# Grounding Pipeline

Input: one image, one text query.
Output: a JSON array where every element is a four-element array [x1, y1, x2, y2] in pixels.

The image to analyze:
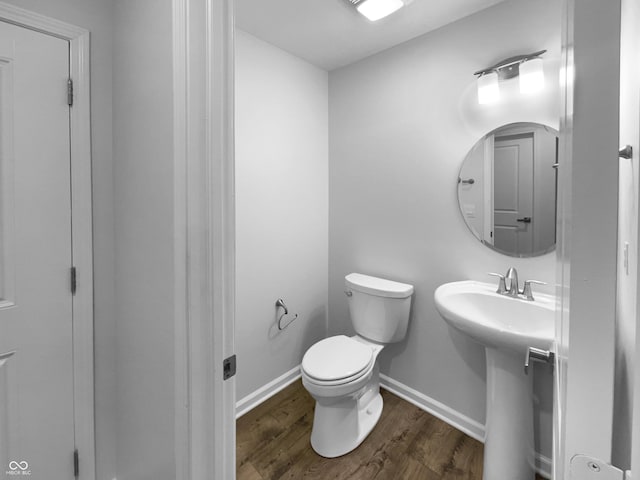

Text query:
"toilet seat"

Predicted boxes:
[[302, 335, 373, 385]]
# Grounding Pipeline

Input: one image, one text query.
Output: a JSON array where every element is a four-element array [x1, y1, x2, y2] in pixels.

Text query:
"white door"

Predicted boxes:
[[493, 133, 534, 254], [0, 21, 75, 479]]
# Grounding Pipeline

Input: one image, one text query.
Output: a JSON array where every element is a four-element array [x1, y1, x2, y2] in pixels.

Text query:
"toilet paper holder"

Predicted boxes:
[[276, 298, 298, 330]]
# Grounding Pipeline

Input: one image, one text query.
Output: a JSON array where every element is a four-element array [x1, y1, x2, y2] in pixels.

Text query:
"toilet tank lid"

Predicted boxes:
[[345, 273, 414, 299]]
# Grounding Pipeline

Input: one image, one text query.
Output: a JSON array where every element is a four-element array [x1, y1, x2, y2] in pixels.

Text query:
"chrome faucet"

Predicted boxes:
[[505, 267, 520, 297], [489, 268, 547, 301]]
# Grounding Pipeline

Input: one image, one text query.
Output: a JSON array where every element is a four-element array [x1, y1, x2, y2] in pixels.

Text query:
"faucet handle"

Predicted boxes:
[[521, 280, 547, 301], [487, 273, 507, 294]]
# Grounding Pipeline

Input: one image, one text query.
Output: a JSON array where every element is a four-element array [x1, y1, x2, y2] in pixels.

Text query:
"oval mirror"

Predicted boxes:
[[457, 122, 558, 257]]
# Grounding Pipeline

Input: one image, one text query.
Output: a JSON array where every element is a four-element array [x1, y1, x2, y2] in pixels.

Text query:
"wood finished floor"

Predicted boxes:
[[237, 380, 545, 480]]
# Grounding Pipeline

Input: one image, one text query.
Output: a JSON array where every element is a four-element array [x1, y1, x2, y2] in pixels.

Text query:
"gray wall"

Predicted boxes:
[[113, 1, 175, 478], [235, 30, 329, 400], [328, 0, 559, 460]]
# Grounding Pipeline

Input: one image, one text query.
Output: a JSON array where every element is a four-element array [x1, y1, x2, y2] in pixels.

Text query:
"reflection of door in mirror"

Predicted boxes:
[[493, 132, 534, 254], [457, 122, 558, 257], [493, 124, 557, 255]]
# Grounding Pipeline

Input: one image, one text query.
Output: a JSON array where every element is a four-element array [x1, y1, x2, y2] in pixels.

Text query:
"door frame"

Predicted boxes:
[[0, 3, 94, 479], [173, 0, 236, 478], [183, 0, 625, 478], [555, 0, 620, 477]]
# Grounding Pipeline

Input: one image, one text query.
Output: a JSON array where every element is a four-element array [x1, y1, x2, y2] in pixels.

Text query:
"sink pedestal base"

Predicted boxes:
[[484, 348, 535, 480]]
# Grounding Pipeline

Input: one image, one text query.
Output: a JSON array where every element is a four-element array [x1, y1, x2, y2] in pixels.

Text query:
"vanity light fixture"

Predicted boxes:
[[348, 0, 408, 22], [474, 50, 546, 104]]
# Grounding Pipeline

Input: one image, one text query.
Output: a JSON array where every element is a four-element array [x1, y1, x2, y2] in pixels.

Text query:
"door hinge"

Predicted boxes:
[[67, 78, 74, 106], [70, 267, 77, 295], [73, 448, 79, 478], [223, 355, 236, 380]]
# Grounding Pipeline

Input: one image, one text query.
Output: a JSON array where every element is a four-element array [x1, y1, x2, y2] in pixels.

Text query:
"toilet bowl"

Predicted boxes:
[[301, 273, 413, 458], [301, 335, 384, 458]]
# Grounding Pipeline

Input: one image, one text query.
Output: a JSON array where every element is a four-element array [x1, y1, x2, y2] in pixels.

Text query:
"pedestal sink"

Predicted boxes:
[[434, 280, 554, 480]]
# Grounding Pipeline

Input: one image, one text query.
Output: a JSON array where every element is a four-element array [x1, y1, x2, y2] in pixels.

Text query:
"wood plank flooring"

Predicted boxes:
[[237, 380, 545, 480]]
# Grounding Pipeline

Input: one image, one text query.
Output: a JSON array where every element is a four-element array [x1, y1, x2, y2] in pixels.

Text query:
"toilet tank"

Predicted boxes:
[[345, 273, 414, 343]]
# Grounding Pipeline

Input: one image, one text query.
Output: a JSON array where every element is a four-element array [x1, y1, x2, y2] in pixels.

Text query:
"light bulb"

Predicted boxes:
[[477, 71, 499, 105], [520, 58, 545, 93]]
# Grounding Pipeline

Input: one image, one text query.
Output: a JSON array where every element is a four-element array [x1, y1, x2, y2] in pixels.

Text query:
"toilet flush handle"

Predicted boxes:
[[344, 290, 353, 297]]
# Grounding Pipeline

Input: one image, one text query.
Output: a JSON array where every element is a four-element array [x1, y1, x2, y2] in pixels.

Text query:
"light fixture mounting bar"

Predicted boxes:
[[473, 50, 547, 77]]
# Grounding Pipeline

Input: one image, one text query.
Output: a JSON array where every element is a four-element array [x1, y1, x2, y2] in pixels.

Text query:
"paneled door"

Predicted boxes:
[[493, 133, 534, 254], [0, 21, 75, 479]]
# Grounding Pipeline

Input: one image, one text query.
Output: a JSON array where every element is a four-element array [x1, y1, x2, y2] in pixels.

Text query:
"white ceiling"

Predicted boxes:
[[235, 0, 508, 71]]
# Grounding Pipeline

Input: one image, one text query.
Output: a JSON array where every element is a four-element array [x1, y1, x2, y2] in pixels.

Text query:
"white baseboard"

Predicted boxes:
[[536, 453, 552, 479], [379, 374, 485, 442], [379, 374, 552, 479], [235, 365, 301, 418]]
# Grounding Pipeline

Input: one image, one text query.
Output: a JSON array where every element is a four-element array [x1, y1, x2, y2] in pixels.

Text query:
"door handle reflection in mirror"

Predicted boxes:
[[516, 217, 532, 223]]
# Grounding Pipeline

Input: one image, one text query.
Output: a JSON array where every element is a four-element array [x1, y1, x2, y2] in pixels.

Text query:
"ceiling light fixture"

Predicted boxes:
[[474, 50, 546, 104], [348, 0, 407, 22]]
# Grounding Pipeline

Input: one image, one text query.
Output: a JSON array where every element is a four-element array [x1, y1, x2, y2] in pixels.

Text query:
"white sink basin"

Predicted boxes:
[[434, 280, 554, 353], [434, 279, 556, 480]]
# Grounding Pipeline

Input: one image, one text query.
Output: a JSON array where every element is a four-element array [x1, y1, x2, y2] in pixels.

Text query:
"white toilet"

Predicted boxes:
[[301, 272, 413, 458]]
